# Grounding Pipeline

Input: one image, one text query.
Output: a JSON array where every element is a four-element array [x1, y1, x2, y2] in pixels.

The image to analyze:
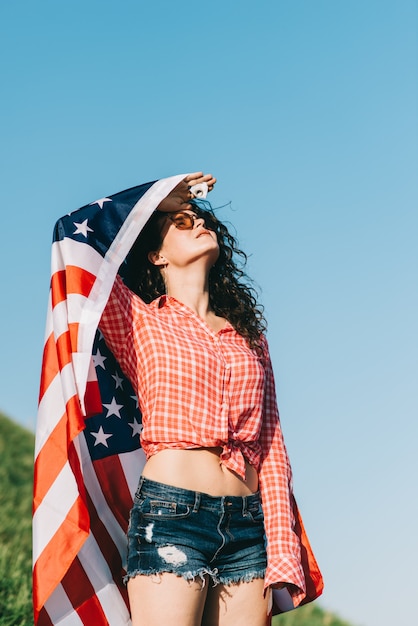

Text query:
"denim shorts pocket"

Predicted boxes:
[[140, 497, 192, 520], [246, 502, 264, 524]]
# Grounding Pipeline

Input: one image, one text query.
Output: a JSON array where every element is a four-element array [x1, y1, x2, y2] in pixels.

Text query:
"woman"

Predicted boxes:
[[98, 172, 321, 625]]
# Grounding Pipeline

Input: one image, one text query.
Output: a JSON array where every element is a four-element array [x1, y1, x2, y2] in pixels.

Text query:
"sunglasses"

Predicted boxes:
[[165, 211, 204, 230]]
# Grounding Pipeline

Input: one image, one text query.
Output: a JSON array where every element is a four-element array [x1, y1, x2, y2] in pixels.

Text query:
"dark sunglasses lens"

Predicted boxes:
[[171, 213, 194, 229]]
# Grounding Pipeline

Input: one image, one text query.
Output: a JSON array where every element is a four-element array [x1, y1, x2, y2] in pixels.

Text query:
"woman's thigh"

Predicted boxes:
[[202, 578, 269, 626], [128, 573, 208, 626]]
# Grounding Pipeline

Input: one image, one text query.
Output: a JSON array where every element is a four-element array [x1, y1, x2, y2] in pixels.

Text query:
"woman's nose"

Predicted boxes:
[[193, 215, 206, 228]]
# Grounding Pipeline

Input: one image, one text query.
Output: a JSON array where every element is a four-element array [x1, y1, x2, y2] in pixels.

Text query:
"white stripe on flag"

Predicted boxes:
[[35, 363, 79, 458], [78, 437, 127, 557], [119, 449, 146, 500], [95, 585, 132, 626], [44, 584, 84, 626], [32, 461, 80, 562], [51, 238, 104, 276], [44, 292, 54, 342], [77, 534, 131, 625]]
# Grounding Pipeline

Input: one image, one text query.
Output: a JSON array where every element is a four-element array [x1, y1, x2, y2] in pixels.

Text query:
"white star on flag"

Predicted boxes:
[[93, 349, 107, 370], [130, 395, 139, 409], [103, 397, 123, 418], [129, 418, 143, 437], [73, 219, 94, 237], [91, 426, 113, 447], [90, 197, 112, 209], [112, 372, 124, 389]]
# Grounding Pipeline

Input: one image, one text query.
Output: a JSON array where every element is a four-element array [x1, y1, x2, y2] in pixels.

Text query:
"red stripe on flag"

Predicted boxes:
[[34, 396, 87, 512], [51, 267, 96, 307], [55, 323, 77, 369], [33, 414, 68, 512], [92, 456, 133, 531], [294, 501, 325, 604], [39, 332, 59, 403], [33, 498, 89, 621], [68, 439, 88, 509], [67, 395, 87, 444], [34, 434, 92, 620], [39, 323, 80, 403], [61, 557, 109, 626], [37, 607, 54, 626], [84, 379, 103, 417], [85, 489, 129, 610]]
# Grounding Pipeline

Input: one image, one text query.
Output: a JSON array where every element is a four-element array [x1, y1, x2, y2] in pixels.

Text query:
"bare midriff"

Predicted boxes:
[[142, 447, 259, 496]]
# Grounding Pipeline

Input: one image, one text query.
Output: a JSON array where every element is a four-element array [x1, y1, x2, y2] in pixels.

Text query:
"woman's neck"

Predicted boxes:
[[164, 265, 212, 319], [164, 265, 227, 332]]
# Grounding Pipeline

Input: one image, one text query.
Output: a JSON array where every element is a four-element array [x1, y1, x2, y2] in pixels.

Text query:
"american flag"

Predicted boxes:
[[33, 174, 186, 625]]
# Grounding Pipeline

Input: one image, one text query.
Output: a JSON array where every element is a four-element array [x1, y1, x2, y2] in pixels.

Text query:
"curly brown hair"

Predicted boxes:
[[120, 202, 266, 350]]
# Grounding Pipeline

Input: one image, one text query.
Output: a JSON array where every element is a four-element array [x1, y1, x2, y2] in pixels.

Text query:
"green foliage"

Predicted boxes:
[[0, 412, 355, 626], [0, 413, 34, 625], [273, 603, 354, 626]]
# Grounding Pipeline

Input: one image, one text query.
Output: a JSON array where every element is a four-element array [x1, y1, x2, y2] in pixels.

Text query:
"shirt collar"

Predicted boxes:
[[152, 294, 234, 334]]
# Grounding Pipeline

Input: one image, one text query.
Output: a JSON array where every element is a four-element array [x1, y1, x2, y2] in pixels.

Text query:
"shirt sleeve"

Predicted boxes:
[[99, 274, 148, 384], [258, 337, 306, 602]]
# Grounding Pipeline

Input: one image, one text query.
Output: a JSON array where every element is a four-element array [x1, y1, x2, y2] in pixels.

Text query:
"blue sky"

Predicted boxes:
[[1, 2, 417, 625]]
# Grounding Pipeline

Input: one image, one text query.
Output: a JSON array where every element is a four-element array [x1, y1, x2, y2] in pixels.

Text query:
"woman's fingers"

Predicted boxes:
[[184, 172, 217, 191], [157, 172, 216, 212]]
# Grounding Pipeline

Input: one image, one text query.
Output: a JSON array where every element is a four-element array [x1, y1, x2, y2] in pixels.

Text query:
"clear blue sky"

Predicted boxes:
[[1, 2, 417, 625]]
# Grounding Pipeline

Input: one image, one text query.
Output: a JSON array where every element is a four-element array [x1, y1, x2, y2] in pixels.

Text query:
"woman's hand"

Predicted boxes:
[[157, 172, 216, 213]]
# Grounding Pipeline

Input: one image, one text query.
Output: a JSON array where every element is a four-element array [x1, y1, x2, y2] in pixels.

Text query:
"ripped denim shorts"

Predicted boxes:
[[125, 477, 267, 586]]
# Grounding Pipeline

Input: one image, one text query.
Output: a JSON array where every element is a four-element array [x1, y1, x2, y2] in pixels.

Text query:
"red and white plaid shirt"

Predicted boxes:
[[100, 275, 306, 595]]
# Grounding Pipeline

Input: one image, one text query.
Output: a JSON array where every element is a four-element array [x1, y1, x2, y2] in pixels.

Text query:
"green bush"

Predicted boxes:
[[0, 414, 34, 626], [273, 602, 353, 626]]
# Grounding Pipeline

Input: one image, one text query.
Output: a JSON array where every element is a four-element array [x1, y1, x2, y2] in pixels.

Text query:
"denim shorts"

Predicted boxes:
[[125, 477, 267, 586]]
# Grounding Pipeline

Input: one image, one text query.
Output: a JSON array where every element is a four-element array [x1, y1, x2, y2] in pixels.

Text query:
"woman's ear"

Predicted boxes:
[[148, 251, 167, 266]]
